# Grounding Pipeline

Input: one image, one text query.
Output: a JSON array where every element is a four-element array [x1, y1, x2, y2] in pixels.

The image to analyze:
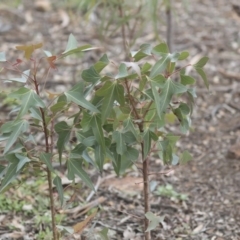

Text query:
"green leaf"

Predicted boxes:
[[61, 34, 96, 58], [180, 150, 192, 163], [94, 145, 105, 171], [123, 131, 137, 144], [150, 80, 161, 119], [40, 153, 54, 172], [194, 56, 209, 68], [29, 107, 42, 121], [115, 83, 125, 106], [178, 51, 189, 60], [15, 154, 30, 172], [64, 34, 78, 53], [9, 87, 45, 118], [123, 118, 139, 141], [120, 146, 139, 172], [55, 121, 71, 163], [145, 212, 162, 232], [180, 74, 196, 85], [152, 43, 169, 55], [178, 103, 190, 115], [94, 54, 109, 72], [150, 55, 171, 78], [112, 131, 127, 155], [0, 155, 19, 192], [123, 62, 141, 79], [158, 79, 187, 117], [97, 227, 109, 240], [100, 83, 115, 123], [143, 129, 151, 159], [195, 67, 209, 89], [90, 115, 105, 150], [82, 66, 101, 83], [0, 52, 6, 62], [131, 44, 152, 61], [4, 120, 29, 154], [6, 70, 30, 83], [159, 140, 173, 164], [67, 158, 94, 190], [50, 101, 67, 114], [81, 111, 93, 132], [53, 176, 64, 206], [65, 83, 99, 113], [115, 63, 128, 79], [141, 63, 152, 73], [96, 81, 113, 96]]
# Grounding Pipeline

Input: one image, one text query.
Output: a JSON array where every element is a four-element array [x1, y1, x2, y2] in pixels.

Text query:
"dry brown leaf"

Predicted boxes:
[[73, 211, 97, 234]]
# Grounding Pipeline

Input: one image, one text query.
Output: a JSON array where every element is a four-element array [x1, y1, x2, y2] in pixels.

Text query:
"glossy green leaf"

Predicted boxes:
[[120, 146, 139, 172], [115, 63, 128, 79], [94, 145, 105, 171], [82, 66, 101, 83], [150, 80, 161, 119], [178, 51, 189, 60], [158, 79, 187, 117], [53, 176, 64, 206], [123, 62, 141, 79], [50, 101, 67, 114], [143, 129, 151, 159], [194, 56, 209, 68], [97, 227, 109, 240], [67, 158, 94, 190], [145, 212, 162, 232], [4, 120, 29, 154], [100, 83, 115, 123], [195, 67, 209, 89], [180, 74, 196, 85], [0, 52, 6, 62], [123, 131, 137, 144], [141, 62, 152, 73], [40, 153, 54, 172], [94, 54, 109, 72], [152, 43, 169, 55], [96, 81, 113, 96], [150, 55, 171, 78], [5, 70, 30, 83], [9, 87, 45, 118], [15, 154, 30, 172], [112, 131, 127, 155], [0, 155, 19, 192], [81, 112, 93, 132], [123, 118, 139, 141], [63, 34, 78, 53], [131, 44, 152, 61], [29, 107, 42, 121], [90, 115, 105, 150], [61, 34, 95, 58], [159, 140, 173, 164], [179, 103, 190, 115], [180, 150, 192, 163], [115, 83, 125, 106], [171, 154, 179, 165], [65, 83, 99, 113], [55, 121, 71, 163]]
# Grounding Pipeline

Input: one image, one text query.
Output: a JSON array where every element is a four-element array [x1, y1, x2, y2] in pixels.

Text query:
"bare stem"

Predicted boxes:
[[141, 142, 151, 240], [34, 75, 58, 240]]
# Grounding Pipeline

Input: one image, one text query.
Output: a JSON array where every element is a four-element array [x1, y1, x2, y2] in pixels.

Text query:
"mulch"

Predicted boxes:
[[1, 0, 240, 239]]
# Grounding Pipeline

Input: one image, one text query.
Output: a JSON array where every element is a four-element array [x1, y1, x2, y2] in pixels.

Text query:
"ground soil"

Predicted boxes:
[[1, 0, 240, 239]]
